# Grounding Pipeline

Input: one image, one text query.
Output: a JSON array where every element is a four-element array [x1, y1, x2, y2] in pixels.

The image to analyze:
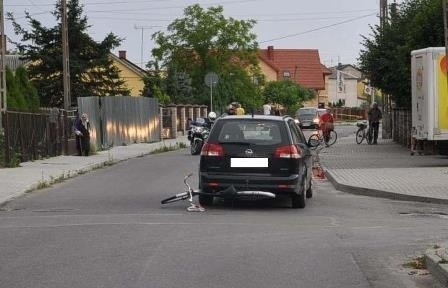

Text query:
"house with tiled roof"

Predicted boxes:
[[3, 52, 145, 97], [112, 51, 146, 96], [258, 46, 331, 108]]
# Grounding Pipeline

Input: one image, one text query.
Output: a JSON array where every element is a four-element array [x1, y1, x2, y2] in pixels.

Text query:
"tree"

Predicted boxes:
[[262, 80, 315, 115], [15, 66, 40, 111], [150, 4, 263, 110], [359, 0, 444, 108], [8, 0, 130, 108], [5, 66, 39, 111], [141, 60, 165, 98]]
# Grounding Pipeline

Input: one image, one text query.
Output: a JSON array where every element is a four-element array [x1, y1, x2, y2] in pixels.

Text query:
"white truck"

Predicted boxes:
[[411, 47, 448, 148]]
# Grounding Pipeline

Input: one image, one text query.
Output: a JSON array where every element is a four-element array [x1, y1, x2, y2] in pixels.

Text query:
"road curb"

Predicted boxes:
[[324, 168, 448, 205], [425, 244, 448, 287]]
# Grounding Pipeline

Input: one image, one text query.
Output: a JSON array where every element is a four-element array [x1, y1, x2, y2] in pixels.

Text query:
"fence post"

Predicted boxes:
[[4, 111, 10, 165], [62, 109, 69, 155], [159, 107, 164, 139]]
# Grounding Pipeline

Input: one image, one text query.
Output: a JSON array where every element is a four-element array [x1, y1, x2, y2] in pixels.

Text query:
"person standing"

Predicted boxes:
[[263, 102, 271, 115], [368, 102, 382, 144], [74, 113, 91, 156], [235, 103, 245, 115]]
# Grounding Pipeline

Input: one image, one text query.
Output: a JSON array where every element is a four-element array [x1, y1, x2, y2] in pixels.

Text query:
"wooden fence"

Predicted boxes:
[[329, 107, 367, 122], [1, 109, 77, 165]]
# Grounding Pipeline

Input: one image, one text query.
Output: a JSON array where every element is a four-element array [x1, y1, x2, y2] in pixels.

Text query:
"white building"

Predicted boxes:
[[327, 64, 370, 108]]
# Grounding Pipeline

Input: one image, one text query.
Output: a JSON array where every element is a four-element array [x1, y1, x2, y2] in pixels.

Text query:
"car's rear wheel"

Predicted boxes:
[[291, 187, 306, 209], [199, 193, 214, 206]]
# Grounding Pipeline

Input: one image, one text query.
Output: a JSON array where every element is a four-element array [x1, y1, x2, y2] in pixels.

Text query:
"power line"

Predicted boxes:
[[6, 0, 257, 7], [259, 13, 377, 43]]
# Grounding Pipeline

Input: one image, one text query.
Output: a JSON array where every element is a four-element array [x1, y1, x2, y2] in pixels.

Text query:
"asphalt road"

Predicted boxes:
[[0, 145, 447, 288]]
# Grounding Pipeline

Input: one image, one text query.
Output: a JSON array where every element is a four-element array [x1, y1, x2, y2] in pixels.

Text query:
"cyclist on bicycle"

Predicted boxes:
[[319, 109, 334, 145]]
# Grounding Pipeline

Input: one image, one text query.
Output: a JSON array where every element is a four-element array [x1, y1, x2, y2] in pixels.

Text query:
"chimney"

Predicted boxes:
[[118, 50, 126, 60], [267, 45, 274, 60]]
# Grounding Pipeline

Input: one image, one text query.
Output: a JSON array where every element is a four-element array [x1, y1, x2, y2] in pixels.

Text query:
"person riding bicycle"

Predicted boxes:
[[319, 109, 334, 144]]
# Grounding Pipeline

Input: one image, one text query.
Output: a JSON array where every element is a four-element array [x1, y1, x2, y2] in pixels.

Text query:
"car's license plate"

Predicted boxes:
[[302, 122, 310, 127], [231, 158, 268, 168]]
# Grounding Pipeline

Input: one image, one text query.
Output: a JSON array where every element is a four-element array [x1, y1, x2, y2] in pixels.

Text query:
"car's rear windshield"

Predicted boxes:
[[297, 108, 316, 116], [215, 120, 285, 145]]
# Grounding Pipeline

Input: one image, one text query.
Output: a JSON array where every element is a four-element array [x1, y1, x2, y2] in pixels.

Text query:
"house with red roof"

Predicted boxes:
[[258, 46, 331, 107]]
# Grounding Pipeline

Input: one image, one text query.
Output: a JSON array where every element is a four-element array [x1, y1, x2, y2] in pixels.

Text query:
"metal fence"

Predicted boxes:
[[392, 108, 412, 147], [77, 96, 161, 149]]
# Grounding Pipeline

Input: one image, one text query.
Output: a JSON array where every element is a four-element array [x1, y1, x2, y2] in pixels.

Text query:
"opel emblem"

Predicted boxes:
[[245, 149, 253, 155]]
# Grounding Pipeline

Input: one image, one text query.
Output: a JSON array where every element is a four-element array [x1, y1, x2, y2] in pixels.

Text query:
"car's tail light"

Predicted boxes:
[[274, 145, 302, 159], [201, 143, 224, 157]]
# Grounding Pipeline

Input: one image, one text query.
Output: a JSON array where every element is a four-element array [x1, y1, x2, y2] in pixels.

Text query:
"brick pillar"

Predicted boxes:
[[180, 106, 186, 135], [195, 106, 201, 120], [170, 106, 177, 138], [187, 106, 194, 122], [201, 106, 208, 118]]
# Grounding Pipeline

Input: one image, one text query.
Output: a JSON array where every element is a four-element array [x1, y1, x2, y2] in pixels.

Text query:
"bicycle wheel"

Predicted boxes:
[[161, 192, 189, 204], [325, 130, 337, 146], [355, 129, 364, 144], [308, 133, 321, 149]]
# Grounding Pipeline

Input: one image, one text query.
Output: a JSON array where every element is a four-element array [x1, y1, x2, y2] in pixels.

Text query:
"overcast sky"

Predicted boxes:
[[5, 0, 385, 68]]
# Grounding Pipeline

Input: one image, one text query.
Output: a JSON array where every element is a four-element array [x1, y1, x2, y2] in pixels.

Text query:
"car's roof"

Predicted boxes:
[[218, 115, 291, 121]]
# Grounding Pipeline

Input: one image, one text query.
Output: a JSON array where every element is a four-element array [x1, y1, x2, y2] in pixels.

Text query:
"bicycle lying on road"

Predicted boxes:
[[161, 174, 276, 212], [355, 121, 372, 144]]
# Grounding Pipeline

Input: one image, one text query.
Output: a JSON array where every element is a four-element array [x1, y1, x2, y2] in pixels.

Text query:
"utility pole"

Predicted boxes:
[[444, 0, 448, 96], [0, 0, 6, 131], [61, 0, 70, 155], [379, 0, 393, 139], [62, 0, 71, 110], [134, 25, 159, 69]]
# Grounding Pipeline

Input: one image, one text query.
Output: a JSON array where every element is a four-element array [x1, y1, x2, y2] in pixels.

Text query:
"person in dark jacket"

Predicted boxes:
[[368, 102, 382, 144], [74, 113, 91, 156]]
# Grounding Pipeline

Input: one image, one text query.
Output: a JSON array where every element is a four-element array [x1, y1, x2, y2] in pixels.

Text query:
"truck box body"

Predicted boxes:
[[411, 47, 448, 141]]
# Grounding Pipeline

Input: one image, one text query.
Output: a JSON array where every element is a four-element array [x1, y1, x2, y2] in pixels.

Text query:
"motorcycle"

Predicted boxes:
[[187, 118, 211, 155]]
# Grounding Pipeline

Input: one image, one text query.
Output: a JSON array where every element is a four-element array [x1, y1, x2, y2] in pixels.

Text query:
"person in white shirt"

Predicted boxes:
[[263, 103, 271, 115]]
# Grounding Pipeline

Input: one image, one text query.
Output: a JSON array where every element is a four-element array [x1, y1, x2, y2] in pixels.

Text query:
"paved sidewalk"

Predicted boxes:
[[318, 129, 448, 286], [0, 136, 190, 206]]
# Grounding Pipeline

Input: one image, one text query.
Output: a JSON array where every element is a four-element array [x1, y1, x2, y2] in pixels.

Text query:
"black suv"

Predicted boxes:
[[199, 115, 317, 208]]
